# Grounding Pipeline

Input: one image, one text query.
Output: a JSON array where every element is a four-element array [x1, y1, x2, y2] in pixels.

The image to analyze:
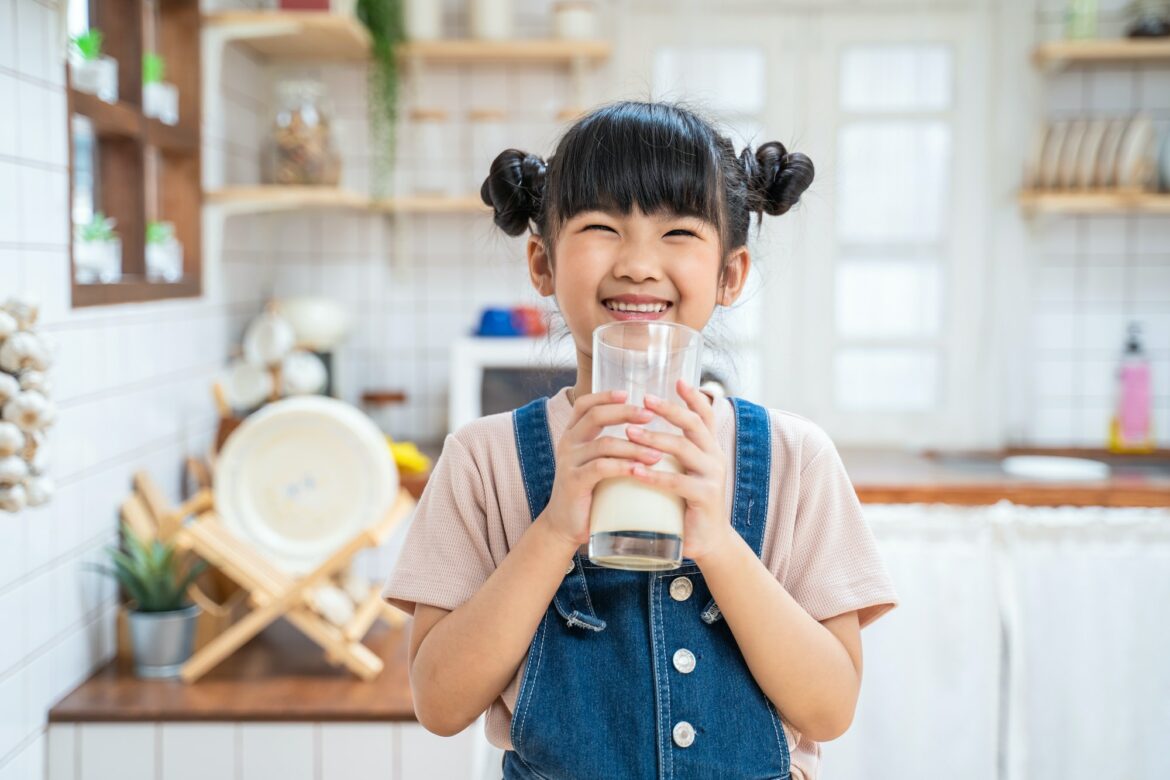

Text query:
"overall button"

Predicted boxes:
[[669, 576, 693, 601], [672, 648, 696, 674], [672, 721, 696, 748]]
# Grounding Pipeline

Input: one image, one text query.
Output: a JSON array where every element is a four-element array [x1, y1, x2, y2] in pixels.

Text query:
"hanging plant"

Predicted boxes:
[[355, 0, 406, 197]]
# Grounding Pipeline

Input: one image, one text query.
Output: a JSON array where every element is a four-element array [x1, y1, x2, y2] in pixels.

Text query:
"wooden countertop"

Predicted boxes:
[[50, 621, 416, 723], [843, 448, 1170, 507]]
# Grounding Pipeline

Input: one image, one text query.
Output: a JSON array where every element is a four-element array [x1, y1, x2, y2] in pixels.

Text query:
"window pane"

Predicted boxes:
[[834, 348, 939, 411], [836, 259, 941, 339], [836, 120, 951, 243], [840, 45, 952, 112], [653, 47, 765, 114]]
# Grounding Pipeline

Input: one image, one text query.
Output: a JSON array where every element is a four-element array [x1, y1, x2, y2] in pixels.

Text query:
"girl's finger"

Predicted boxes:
[[625, 425, 712, 476], [566, 390, 628, 428], [572, 435, 663, 468], [629, 463, 714, 505], [642, 393, 717, 452], [568, 403, 655, 444], [676, 379, 716, 432]]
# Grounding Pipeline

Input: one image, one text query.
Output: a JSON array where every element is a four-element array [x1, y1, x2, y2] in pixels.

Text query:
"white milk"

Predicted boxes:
[[589, 454, 685, 537]]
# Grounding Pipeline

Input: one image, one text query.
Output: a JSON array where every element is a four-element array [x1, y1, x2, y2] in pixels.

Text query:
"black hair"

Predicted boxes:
[[479, 100, 814, 272]]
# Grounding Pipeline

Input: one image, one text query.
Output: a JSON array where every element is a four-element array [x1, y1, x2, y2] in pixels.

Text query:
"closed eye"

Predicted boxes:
[[666, 229, 697, 237], [585, 224, 617, 233]]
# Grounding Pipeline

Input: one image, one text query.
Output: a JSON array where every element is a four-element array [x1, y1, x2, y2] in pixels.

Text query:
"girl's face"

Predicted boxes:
[[526, 205, 750, 361]]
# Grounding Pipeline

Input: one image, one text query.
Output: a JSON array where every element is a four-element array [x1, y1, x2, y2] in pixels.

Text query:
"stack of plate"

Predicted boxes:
[[1025, 115, 1156, 191]]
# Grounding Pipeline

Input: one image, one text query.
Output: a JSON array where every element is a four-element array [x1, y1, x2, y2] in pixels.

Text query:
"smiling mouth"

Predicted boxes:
[[602, 300, 672, 313]]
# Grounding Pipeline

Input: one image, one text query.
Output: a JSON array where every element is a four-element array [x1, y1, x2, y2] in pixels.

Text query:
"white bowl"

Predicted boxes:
[[1000, 455, 1110, 482]]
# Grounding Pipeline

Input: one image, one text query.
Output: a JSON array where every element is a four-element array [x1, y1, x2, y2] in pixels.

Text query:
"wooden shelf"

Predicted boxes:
[[203, 11, 370, 60], [1019, 190, 1170, 215], [206, 186, 489, 216], [1033, 38, 1170, 67], [400, 38, 612, 64], [203, 11, 612, 64], [72, 277, 202, 307], [70, 89, 143, 139]]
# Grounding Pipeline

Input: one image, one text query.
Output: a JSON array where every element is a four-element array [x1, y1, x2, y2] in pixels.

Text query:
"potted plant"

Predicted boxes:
[[356, 0, 405, 196], [69, 29, 118, 104], [146, 220, 183, 282], [142, 53, 179, 126], [74, 212, 121, 284], [1126, 0, 1170, 36], [95, 523, 206, 678]]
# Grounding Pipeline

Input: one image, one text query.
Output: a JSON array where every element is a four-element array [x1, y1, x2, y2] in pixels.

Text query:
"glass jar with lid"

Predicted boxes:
[[263, 79, 342, 186]]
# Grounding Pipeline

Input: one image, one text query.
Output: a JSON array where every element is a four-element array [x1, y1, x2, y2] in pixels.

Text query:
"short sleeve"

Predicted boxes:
[[381, 433, 494, 616], [784, 430, 898, 628]]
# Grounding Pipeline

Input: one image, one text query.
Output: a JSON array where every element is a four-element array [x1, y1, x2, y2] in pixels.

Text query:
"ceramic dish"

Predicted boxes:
[[1058, 120, 1087, 190], [1025, 123, 1048, 190], [214, 396, 398, 574], [1096, 118, 1128, 188], [1076, 119, 1108, 189], [1116, 115, 1155, 189], [1001, 455, 1110, 482]]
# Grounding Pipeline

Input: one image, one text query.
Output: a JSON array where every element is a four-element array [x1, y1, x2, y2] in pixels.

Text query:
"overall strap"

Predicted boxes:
[[513, 398, 606, 632], [701, 396, 772, 625]]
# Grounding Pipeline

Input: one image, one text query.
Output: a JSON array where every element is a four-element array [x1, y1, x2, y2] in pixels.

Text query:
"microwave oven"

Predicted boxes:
[[448, 336, 578, 433]]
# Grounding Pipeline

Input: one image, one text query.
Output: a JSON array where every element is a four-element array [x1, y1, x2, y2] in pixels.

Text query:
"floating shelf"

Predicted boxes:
[[1033, 38, 1170, 68], [203, 11, 371, 60], [70, 90, 144, 140], [205, 186, 489, 216], [399, 38, 611, 64], [204, 11, 611, 64], [1018, 190, 1170, 215]]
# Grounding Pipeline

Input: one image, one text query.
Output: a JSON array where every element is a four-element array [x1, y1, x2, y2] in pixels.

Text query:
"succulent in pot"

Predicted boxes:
[[92, 524, 208, 678]]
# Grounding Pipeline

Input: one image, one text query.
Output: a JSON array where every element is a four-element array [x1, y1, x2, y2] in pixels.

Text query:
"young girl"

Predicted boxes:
[[384, 101, 898, 780]]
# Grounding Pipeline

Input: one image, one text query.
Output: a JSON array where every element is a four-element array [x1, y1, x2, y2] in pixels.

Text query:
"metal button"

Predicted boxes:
[[672, 648, 696, 674], [669, 576, 693, 602], [672, 721, 695, 748]]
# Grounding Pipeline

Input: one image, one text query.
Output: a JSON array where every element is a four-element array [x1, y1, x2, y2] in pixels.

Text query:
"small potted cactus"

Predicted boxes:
[[142, 53, 179, 126], [94, 523, 206, 678], [69, 29, 118, 104], [74, 212, 122, 284], [146, 221, 184, 282]]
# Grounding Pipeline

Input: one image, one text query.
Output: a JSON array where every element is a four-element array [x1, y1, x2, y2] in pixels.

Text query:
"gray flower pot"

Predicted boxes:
[[127, 604, 200, 679]]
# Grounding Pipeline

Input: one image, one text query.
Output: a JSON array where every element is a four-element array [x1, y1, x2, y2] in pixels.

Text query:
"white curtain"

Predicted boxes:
[[825, 502, 1170, 780]]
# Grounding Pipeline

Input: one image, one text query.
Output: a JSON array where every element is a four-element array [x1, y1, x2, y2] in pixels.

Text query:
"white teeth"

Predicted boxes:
[[605, 301, 669, 313]]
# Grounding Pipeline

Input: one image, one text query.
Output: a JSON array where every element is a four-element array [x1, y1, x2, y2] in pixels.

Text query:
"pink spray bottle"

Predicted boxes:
[[1108, 322, 1155, 454]]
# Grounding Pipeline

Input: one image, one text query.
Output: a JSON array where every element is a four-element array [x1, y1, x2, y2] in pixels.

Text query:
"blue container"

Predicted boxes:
[[476, 307, 521, 336]]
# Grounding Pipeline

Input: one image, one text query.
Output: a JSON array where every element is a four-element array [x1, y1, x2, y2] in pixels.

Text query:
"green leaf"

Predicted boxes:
[[142, 52, 165, 85], [355, 0, 405, 197], [71, 30, 104, 61]]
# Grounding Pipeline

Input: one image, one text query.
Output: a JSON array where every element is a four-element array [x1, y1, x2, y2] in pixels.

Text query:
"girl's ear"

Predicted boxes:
[[527, 234, 555, 297], [717, 246, 751, 306]]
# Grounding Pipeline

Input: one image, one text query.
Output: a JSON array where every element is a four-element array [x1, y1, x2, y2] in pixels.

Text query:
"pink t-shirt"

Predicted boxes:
[[383, 386, 897, 779]]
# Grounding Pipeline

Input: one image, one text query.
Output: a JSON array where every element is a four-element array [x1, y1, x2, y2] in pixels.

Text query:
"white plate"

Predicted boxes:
[[1076, 119, 1108, 190], [1001, 455, 1110, 482], [1116, 115, 1155, 189], [214, 396, 398, 574], [1059, 120, 1087, 190], [1096, 118, 1128, 188]]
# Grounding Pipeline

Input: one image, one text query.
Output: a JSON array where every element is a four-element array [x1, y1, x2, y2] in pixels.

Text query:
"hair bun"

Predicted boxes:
[[740, 141, 814, 217], [479, 149, 548, 236]]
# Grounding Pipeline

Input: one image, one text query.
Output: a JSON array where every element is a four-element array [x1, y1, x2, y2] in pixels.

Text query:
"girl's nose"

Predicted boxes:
[[611, 246, 663, 282]]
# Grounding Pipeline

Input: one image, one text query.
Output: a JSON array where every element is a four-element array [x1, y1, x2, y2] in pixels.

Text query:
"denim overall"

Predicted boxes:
[[503, 396, 790, 780]]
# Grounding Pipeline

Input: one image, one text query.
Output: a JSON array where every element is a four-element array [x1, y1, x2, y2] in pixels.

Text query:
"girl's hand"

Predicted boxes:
[[540, 390, 663, 550], [627, 379, 738, 565]]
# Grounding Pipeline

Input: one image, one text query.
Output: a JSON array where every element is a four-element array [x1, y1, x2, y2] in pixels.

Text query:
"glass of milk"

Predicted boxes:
[[588, 321, 702, 571]]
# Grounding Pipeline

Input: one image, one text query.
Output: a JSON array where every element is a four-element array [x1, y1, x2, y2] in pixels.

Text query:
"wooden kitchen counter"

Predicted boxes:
[[843, 448, 1170, 507], [49, 621, 416, 723]]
